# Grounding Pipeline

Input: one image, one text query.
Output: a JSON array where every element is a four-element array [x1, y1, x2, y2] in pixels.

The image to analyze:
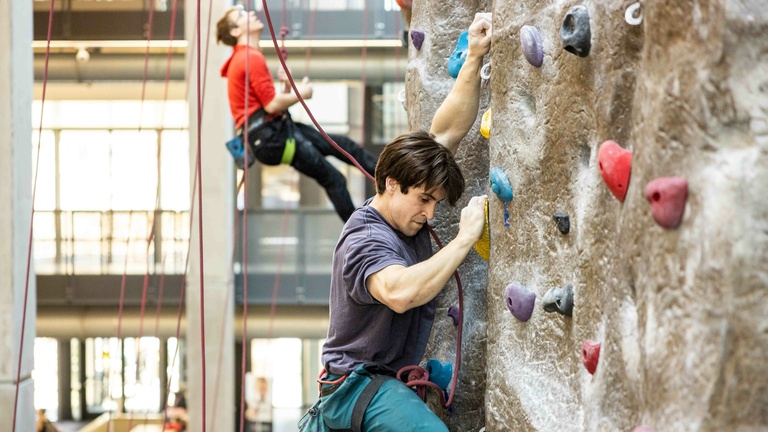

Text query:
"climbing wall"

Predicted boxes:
[[407, 1, 768, 431], [406, 1, 491, 431]]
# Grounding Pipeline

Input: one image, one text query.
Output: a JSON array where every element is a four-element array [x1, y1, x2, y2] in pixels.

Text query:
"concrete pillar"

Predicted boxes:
[[185, 1, 235, 431], [301, 339, 322, 408], [0, 0, 35, 430], [58, 339, 72, 420]]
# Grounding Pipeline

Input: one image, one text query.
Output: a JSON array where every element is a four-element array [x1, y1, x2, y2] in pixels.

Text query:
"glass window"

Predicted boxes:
[[124, 337, 162, 413], [84, 337, 123, 414], [33, 338, 59, 420], [32, 130, 56, 210], [110, 131, 158, 210], [160, 130, 190, 211], [166, 337, 186, 398], [59, 131, 112, 211]]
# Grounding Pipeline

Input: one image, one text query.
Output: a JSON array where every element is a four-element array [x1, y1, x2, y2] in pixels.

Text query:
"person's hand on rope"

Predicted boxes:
[[276, 66, 292, 93], [296, 76, 314, 100], [467, 13, 492, 61]]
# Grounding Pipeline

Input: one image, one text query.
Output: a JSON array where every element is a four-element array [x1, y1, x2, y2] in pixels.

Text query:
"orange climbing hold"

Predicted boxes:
[[395, 0, 412, 9]]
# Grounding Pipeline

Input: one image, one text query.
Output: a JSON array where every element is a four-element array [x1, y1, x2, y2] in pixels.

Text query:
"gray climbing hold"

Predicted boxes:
[[542, 284, 574, 316], [560, 5, 591, 57], [553, 211, 570, 234]]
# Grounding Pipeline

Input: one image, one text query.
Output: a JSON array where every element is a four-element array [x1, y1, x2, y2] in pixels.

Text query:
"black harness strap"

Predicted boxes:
[[350, 374, 391, 432]]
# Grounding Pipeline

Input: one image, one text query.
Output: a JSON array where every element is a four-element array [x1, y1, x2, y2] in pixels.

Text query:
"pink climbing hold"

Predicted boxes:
[[598, 140, 633, 202], [633, 428, 654, 432], [581, 340, 601, 375], [644, 177, 688, 229]]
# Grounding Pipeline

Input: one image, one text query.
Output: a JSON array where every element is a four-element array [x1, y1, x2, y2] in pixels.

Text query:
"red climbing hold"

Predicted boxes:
[[598, 140, 633, 202], [582, 340, 601, 375], [644, 176, 688, 229], [395, 0, 412, 9]]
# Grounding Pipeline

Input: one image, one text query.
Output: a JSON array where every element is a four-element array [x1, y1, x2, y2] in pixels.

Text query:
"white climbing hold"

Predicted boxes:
[[481, 62, 492, 80], [625, 2, 643, 26]]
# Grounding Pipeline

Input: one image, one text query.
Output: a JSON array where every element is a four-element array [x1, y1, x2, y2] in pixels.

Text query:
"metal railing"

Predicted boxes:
[[34, 210, 190, 275], [33, 208, 342, 305]]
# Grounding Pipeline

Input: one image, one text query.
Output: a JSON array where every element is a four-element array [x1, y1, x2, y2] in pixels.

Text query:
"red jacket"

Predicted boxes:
[[220, 45, 276, 129]]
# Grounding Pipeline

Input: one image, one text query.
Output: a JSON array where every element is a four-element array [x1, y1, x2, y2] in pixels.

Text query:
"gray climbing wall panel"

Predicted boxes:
[[407, 0, 768, 431]]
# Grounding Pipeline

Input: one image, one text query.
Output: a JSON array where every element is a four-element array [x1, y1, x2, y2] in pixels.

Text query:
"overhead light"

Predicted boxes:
[[75, 47, 90, 63]]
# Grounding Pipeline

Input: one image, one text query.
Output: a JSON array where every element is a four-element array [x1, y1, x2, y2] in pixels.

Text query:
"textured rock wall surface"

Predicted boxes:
[[408, 0, 768, 431], [408, 1, 491, 431]]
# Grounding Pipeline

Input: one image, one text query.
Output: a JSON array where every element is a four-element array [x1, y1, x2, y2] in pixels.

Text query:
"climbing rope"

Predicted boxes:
[[193, 0, 209, 428], [260, 0, 374, 182], [259, 0, 466, 410]]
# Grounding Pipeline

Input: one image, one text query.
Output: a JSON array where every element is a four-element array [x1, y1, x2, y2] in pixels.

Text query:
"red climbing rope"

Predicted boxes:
[[260, 0, 374, 183], [194, 0, 209, 429], [258, 0, 466, 410]]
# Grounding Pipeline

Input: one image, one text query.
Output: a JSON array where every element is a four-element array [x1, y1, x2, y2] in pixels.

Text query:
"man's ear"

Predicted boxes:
[[386, 177, 398, 194], [229, 26, 241, 40]]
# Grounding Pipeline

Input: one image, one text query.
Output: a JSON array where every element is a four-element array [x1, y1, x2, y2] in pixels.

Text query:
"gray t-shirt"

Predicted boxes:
[[321, 202, 436, 376]]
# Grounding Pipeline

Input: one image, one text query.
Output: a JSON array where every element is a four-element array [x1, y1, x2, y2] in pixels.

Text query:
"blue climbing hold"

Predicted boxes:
[[426, 358, 453, 390], [490, 167, 513, 202], [447, 31, 469, 78]]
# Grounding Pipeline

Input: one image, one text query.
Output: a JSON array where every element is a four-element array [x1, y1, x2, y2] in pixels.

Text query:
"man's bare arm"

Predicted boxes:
[[263, 76, 313, 114], [430, 13, 492, 154], [367, 196, 487, 313]]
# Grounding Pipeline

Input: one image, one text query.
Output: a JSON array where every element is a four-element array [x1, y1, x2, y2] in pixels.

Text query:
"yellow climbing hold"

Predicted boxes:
[[473, 198, 490, 262], [480, 108, 492, 139]]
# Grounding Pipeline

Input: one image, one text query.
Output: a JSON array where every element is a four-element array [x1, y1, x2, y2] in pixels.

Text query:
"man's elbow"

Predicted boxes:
[[381, 291, 417, 314], [388, 300, 411, 314], [262, 101, 280, 114]]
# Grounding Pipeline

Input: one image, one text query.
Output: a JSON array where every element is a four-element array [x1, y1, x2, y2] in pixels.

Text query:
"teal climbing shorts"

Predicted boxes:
[[318, 365, 448, 432]]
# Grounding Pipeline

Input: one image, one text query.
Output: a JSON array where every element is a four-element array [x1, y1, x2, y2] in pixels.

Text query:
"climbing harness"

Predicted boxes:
[[309, 368, 395, 432]]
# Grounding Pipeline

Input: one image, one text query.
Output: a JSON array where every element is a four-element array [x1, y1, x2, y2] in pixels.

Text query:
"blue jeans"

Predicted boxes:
[[319, 366, 448, 432], [248, 120, 378, 221]]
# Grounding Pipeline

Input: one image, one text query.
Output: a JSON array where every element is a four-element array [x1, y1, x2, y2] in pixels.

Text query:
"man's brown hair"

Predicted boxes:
[[375, 131, 465, 206], [216, 6, 242, 47]]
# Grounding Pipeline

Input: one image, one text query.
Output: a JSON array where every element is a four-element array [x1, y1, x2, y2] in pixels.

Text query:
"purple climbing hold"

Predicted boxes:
[[520, 25, 544, 67], [447, 305, 459, 327], [410, 29, 425, 50], [504, 283, 536, 322]]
